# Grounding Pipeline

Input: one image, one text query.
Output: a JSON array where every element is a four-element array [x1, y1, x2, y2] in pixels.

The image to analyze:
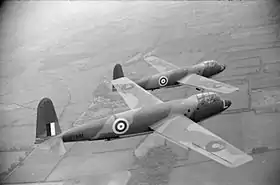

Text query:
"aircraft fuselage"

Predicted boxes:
[[61, 92, 231, 143], [135, 61, 225, 91]]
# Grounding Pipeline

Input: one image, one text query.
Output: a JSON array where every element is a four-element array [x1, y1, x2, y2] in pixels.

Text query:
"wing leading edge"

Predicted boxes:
[[145, 115, 253, 168]]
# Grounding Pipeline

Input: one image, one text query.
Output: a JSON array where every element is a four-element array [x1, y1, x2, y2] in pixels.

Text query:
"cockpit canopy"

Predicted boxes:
[[196, 92, 221, 105], [202, 60, 218, 67]]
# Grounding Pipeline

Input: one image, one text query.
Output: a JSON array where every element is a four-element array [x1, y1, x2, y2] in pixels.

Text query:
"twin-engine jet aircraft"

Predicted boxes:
[[112, 56, 238, 94], [36, 77, 252, 168]]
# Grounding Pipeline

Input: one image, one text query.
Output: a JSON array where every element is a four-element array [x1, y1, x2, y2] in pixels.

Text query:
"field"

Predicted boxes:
[[1, 1, 280, 185]]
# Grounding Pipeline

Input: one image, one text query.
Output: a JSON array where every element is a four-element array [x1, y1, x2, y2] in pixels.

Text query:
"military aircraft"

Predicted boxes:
[[36, 77, 252, 168], [112, 56, 238, 94]]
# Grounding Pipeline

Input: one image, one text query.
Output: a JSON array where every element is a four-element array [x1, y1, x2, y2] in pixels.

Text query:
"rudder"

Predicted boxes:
[[112, 63, 124, 91], [35, 97, 62, 144]]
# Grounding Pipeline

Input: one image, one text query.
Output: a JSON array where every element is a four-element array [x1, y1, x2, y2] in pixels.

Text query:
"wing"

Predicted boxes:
[[178, 74, 239, 94], [144, 115, 252, 168], [111, 77, 163, 110], [144, 56, 179, 73]]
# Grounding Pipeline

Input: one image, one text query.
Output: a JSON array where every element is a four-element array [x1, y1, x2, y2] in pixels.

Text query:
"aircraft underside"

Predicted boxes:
[[104, 130, 154, 141]]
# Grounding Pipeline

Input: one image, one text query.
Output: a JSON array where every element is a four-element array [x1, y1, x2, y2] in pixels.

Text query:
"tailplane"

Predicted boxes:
[[35, 97, 65, 155], [112, 63, 124, 91], [39, 136, 66, 156]]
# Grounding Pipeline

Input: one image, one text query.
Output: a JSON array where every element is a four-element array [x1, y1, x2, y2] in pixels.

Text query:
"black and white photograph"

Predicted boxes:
[[0, 0, 280, 184]]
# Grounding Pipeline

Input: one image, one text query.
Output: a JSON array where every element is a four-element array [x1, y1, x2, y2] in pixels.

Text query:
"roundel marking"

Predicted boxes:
[[205, 140, 226, 153], [112, 118, 130, 135], [158, 76, 168, 87]]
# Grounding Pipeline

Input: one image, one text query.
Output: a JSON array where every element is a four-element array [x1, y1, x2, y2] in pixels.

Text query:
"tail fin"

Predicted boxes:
[[35, 97, 66, 156], [35, 97, 62, 144], [112, 63, 124, 91]]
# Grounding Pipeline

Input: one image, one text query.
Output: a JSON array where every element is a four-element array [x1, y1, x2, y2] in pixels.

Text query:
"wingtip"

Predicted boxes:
[[229, 154, 253, 168]]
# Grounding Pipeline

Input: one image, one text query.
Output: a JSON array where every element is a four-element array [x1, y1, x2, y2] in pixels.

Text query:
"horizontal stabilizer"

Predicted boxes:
[[39, 136, 66, 156], [111, 77, 162, 109]]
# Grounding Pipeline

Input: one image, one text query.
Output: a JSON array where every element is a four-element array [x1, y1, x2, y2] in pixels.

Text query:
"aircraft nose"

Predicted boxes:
[[220, 64, 226, 71], [223, 100, 232, 109]]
